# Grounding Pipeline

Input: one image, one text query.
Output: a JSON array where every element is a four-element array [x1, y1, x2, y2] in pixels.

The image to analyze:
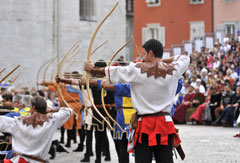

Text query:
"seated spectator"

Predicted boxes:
[[180, 80, 189, 97], [185, 87, 205, 122], [173, 85, 195, 124], [208, 86, 222, 122], [196, 78, 206, 94], [219, 86, 240, 127], [190, 87, 212, 124], [212, 84, 234, 126], [224, 69, 234, 86], [173, 86, 205, 124]]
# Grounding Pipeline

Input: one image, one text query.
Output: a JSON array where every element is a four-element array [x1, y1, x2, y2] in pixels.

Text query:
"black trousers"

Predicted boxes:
[[78, 128, 86, 145], [135, 134, 173, 163], [115, 133, 129, 163], [95, 128, 110, 162], [84, 128, 93, 158]]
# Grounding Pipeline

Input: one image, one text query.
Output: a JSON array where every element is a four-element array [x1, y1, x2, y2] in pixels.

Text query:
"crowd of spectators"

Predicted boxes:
[[172, 35, 240, 129]]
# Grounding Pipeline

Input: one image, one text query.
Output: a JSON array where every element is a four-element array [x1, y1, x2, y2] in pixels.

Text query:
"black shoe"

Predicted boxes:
[[95, 160, 101, 163], [104, 152, 111, 161], [102, 151, 106, 156], [60, 137, 64, 144], [57, 144, 69, 153], [81, 156, 90, 162], [73, 144, 84, 152], [49, 145, 56, 159], [211, 120, 221, 126], [65, 140, 71, 148], [104, 155, 111, 161], [90, 152, 94, 157]]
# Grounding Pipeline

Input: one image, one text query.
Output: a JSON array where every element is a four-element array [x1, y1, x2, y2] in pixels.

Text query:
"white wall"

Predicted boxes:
[[0, 0, 126, 88]]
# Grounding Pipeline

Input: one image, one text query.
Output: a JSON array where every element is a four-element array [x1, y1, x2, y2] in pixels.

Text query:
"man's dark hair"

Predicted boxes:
[[72, 71, 81, 79], [37, 90, 45, 97], [142, 39, 163, 58], [24, 91, 30, 95], [94, 60, 107, 68], [2, 93, 13, 102], [30, 96, 47, 114]]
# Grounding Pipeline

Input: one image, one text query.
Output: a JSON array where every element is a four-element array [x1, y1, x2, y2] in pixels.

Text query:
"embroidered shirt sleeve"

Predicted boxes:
[[0, 116, 16, 134], [173, 55, 190, 78], [105, 63, 140, 84], [53, 107, 73, 127]]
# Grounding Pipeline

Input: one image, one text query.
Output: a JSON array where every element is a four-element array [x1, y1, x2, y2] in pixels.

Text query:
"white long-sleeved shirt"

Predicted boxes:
[[0, 107, 73, 163], [105, 55, 190, 115]]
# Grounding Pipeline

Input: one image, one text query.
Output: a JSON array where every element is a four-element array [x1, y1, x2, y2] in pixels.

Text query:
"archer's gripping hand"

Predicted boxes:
[[84, 61, 94, 73]]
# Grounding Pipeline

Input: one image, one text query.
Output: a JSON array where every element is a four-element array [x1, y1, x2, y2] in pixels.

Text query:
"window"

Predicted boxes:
[[225, 24, 235, 37], [126, 0, 134, 14], [142, 23, 165, 47], [190, 21, 205, 41], [145, 0, 161, 7], [223, 21, 238, 38], [80, 0, 96, 21], [190, 0, 204, 4]]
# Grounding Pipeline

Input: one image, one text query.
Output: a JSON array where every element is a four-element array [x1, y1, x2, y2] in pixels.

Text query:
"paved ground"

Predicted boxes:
[[50, 125, 240, 163]]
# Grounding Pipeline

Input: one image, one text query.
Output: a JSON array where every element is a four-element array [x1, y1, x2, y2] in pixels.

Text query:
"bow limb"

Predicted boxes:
[[0, 65, 20, 84], [101, 36, 133, 132], [79, 40, 109, 125], [0, 68, 6, 75], [62, 49, 81, 73], [86, 2, 119, 130], [50, 42, 80, 80], [43, 55, 58, 82], [36, 59, 53, 90], [7, 72, 21, 89], [56, 41, 80, 117]]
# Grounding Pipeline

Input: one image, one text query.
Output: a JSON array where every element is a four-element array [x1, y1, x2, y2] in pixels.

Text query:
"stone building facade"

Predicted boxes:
[[0, 0, 127, 88]]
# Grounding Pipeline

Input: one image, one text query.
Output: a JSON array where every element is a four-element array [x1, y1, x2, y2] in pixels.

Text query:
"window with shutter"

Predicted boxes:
[[142, 24, 165, 47], [80, 0, 96, 21], [190, 21, 205, 41]]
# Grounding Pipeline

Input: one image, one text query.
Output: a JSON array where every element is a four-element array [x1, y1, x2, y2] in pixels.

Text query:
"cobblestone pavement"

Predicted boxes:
[[50, 125, 240, 163]]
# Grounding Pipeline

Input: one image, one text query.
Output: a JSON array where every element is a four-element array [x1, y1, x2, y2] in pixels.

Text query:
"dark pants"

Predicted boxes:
[[95, 128, 110, 163], [115, 133, 129, 163], [67, 129, 74, 141], [135, 134, 173, 163], [84, 128, 93, 158], [210, 105, 217, 122], [78, 128, 86, 145], [235, 107, 240, 120], [60, 126, 65, 142]]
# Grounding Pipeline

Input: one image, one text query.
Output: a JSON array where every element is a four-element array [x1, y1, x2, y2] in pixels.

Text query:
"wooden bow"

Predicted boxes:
[[36, 59, 53, 90], [101, 36, 133, 133], [0, 68, 6, 75], [85, 2, 119, 130], [7, 72, 21, 89], [43, 56, 59, 82], [0, 65, 20, 84], [56, 41, 80, 117], [80, 40, 109, 125]]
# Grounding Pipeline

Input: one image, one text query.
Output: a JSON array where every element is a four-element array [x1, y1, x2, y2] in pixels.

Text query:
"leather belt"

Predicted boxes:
[[139, 111, 170, 117], [95, 104, 115, 108]]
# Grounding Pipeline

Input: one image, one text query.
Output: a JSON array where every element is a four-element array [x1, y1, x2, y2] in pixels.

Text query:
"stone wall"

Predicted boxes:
[[0, 0, 126, 88]]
